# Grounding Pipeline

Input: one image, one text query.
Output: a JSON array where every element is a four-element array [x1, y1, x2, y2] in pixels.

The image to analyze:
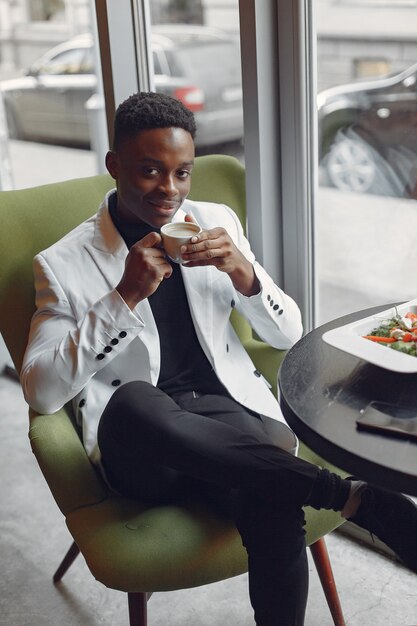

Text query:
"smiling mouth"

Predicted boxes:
[[148, 200, 180, 213], [149, 200, 179, 211]]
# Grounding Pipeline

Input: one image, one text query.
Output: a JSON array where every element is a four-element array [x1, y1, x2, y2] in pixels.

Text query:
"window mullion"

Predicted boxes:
[[95, 0, 153, 145], [239, 0, 315, 330], [276, 0, 316, 331], [239, 0, 283, 286]]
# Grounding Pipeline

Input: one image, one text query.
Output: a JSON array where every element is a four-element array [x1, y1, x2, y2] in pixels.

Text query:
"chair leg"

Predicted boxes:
[[53, 541, 80, 583], [309, 537, 346, 626], [128, 592, 148, 626]]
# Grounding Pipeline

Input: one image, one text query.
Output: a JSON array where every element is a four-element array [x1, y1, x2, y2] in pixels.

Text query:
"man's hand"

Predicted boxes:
[[180, 215, 260, 297], [116, 231, 172, 309]]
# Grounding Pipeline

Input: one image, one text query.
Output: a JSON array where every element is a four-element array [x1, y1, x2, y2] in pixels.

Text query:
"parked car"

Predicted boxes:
[[318, 63, 417, 197], [0, 25, 243, 149]]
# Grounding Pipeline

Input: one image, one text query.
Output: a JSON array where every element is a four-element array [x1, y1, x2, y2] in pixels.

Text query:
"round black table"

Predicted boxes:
[[279, 304, 417, 496]]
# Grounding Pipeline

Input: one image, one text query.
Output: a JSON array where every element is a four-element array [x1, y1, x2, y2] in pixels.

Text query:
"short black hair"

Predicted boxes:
[[112, 91, 197, 150]]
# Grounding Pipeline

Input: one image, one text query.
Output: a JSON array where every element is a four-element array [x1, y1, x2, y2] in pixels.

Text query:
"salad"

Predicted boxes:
[[363, 310, 417, 357]]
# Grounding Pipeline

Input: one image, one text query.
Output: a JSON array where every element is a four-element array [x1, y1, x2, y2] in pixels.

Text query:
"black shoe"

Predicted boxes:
[[348, 481, 417, 573]]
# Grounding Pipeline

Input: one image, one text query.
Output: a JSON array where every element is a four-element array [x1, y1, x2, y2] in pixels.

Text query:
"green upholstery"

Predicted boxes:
[[0, 155, 346, 598], [0, 173, 114, 374]]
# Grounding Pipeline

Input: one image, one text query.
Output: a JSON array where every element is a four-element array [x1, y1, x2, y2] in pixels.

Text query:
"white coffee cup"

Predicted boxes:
[[160, 221, 202, 264]]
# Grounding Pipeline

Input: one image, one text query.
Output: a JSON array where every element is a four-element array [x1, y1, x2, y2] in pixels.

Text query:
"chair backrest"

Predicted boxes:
[[0, 174, 114, 372], [0, 154, 251, 372]]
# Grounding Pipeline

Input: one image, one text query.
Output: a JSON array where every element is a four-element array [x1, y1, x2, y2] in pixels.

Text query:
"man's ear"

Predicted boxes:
[[105, 150, 118, 180]]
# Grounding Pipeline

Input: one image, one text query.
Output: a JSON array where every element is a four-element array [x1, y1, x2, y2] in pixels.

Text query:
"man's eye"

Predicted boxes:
[[177, 170, 191, 179], [143, 167, 159, 176]]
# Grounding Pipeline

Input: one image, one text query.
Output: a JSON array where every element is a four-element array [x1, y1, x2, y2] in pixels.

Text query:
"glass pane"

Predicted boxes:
[[315, 0, 417, 324], [36, 47, 89, 75], [0, 14, 102, 191], [149, 4, 243, 161]]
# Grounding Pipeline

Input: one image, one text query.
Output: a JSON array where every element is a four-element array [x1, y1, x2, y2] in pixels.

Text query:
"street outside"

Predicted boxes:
[[316, 187, 417, 324], [7, 138, 98, 188]]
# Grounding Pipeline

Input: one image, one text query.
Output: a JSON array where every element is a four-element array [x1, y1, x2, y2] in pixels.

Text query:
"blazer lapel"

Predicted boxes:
[[84, 200, 156, 329], [84, 202, 127, 288]]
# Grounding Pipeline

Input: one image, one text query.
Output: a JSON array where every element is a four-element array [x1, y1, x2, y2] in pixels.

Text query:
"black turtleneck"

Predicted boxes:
[[108, 194, 227, 397]]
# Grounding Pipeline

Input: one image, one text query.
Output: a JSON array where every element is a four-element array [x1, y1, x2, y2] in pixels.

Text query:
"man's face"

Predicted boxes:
[[106, 127, 195, 229]]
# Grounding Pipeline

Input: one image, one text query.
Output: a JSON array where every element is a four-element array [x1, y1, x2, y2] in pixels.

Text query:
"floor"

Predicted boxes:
[[1, 371, 417, 626]]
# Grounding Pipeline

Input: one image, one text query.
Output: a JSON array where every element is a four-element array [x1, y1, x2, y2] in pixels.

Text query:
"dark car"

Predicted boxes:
[[0, 25, 243, 149], [318, 63, 417, 197]]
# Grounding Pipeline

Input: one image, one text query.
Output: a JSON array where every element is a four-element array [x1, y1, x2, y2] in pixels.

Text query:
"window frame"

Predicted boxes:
[[239, 0, 316, 330]]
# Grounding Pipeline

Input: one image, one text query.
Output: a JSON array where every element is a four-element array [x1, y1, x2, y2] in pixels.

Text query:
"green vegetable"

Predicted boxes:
[[368, 319, 398, 337], [364, 312, 417, 358], [390, 341, 417, 356]]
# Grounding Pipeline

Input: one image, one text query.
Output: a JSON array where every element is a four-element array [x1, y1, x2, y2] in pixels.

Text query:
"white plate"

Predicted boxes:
[[322, 299, 417, 373]]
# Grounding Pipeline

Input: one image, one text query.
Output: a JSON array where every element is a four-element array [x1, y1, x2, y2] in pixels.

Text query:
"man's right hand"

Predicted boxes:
[[116, 231, 172, 310]]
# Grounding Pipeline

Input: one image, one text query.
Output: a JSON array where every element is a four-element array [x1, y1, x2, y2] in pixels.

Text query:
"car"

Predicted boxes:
[[318, 63, 417, 197], [0, 25, 243, 149]]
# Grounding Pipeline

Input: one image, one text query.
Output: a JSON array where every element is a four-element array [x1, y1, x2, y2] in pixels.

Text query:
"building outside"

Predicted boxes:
[[0, 0, 239, 79], [1, 0, 417, 87], [316, 0, 417, 91]]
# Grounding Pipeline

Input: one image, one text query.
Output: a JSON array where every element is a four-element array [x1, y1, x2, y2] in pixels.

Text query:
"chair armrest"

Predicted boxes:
[[243, 338, 287, 398], [28, 406, 108, 517], [244, 339, 348, 478], [298, 441, 348, 477]]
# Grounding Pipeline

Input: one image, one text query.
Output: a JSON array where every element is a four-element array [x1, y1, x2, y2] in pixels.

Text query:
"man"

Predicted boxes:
[[21, 92, 417, 626]]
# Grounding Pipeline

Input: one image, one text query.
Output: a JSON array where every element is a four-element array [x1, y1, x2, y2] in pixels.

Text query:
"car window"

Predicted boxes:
[[79, 46, 94, 74], [169, 42, 241, 86], [163, 50, 183, 77], [37, 47, 87, 75], [162, 41, 241, 84], [152, 51, 163, 76]]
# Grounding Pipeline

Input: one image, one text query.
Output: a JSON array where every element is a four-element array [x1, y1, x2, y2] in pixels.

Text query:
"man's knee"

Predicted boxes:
[[99, 380, 155, 438], [113, 379, 154, 402]]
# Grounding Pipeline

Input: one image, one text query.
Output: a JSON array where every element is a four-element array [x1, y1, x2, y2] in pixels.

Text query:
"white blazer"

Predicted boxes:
[[21, 191, 303, 463]]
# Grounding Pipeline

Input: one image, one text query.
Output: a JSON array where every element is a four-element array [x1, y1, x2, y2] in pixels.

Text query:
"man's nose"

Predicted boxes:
[[158, 175, 178, 196]]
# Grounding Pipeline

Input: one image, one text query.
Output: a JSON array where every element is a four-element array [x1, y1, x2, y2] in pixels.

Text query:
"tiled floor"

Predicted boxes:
[[1, 371, 416, 625]]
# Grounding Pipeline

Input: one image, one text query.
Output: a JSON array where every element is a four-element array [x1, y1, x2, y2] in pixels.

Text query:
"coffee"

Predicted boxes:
[[165, 227, 197, 237], [160, 221, 201, 263]]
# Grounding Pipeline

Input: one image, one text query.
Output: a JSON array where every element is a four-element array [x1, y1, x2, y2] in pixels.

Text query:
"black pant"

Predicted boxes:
[[98, 381, 327, 626]]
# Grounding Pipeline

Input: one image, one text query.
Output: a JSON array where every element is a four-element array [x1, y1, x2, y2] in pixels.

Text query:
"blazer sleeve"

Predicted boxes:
[[220, 204, 303, 349], [236, 262, 303, 349], [20, 253, 144, 415]]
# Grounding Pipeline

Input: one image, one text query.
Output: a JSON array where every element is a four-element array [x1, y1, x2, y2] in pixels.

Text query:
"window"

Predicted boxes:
[[314, 0, 417, 324], [97, 2, 243, 159], [147, 20, 244, 155], [97, 0, 417, 331], [1, 25, 101, 190]]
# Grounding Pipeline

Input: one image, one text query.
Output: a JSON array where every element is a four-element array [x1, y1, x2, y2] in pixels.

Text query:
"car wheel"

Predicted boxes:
[[5, 103, 20, 140], [326, 130, 377, 193]]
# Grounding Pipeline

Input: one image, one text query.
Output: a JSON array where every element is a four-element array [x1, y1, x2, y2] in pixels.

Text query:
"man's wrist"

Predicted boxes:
[[116, 285, 138, 310], [230, 262, 260, 297]]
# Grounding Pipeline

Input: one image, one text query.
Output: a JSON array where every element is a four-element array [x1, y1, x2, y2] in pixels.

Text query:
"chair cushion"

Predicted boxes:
[[66, 497, 247, 592], [66, 495, 344, 593]]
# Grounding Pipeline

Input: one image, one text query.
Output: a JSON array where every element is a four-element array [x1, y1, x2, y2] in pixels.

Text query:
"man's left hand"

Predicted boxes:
[[180, 215, 260, 297]]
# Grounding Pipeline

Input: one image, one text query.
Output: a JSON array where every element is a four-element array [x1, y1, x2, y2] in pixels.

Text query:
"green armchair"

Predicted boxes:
[[0, 154, 347, 625]]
